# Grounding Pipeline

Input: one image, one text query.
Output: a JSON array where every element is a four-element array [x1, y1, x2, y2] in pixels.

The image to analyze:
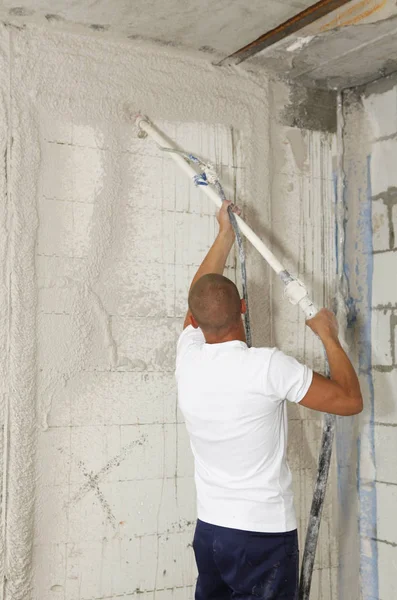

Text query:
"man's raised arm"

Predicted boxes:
[[183, 201, 240, 329]]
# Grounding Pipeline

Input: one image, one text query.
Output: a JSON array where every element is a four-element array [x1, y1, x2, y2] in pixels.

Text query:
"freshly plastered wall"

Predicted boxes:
[[341, 75, 397, 600], [0, 24, 340, 600]]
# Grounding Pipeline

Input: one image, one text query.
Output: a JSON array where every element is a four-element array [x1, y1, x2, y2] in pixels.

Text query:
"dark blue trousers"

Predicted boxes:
[[193, 520, 299, 599]]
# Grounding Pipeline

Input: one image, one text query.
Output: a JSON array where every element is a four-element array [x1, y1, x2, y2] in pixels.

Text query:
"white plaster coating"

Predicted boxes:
[[286, 36, 314, 52], [0, 24, 8, 596], [0, 24, 272, 600], [0, 29, 40, 598], [0, 23, 343, 600]]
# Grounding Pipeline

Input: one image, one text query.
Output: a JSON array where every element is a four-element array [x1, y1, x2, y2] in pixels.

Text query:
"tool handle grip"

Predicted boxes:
[[283, 280, 319, 319], [298, 296, 320, 320]]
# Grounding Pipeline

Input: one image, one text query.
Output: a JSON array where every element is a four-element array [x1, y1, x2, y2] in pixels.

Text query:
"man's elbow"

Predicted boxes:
[[341, 394, 363, 416]]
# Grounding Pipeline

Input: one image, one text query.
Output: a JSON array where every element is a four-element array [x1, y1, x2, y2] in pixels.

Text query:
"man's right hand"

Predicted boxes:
[[300, 307, 363, 416], [306, 308, 339, 344]]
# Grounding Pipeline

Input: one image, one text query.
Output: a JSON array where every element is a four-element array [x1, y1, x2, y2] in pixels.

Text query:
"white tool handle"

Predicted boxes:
[[284, 280, 319, 319], [136, 116, 319, 320]]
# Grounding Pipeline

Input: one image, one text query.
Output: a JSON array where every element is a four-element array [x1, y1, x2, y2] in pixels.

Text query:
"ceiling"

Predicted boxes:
[[250, 0, 397, 89], [0, 0, 315, 56], [1, 0, 397, 90]]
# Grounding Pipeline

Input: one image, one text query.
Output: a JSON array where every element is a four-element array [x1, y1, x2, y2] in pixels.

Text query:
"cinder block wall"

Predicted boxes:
[[342, 75, 397, 600]]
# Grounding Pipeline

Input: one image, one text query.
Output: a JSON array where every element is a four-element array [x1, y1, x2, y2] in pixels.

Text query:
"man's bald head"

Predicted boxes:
[[188, 274, 241, 334]]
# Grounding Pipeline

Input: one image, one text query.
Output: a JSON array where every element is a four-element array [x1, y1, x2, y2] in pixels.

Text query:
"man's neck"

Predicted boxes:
[[204, 328, 247, 345]]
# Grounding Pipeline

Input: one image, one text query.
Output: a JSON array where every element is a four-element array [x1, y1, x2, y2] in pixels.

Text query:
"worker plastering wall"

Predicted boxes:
[[0, 23, 352, 600]]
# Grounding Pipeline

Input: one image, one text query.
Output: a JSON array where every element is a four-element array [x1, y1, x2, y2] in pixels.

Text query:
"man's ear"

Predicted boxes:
[[241, 299, 247, 315], [190, 314, 199, 329], [184, 311, 199, 330]]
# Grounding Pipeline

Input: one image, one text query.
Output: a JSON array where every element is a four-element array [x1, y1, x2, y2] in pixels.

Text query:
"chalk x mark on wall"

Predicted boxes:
[[75, 460, 118, 528], [67, 436, 147, 528]]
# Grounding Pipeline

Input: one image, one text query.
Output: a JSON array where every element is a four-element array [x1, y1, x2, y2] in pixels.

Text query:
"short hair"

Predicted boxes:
[[188, 274, 241, 334]]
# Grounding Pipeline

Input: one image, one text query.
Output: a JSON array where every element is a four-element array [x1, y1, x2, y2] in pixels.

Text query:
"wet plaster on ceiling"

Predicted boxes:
[[0, 0, 315, 57]]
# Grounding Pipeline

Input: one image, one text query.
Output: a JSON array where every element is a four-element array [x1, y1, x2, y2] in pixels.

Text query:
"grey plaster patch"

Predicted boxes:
[[281, 84, 337, 132]]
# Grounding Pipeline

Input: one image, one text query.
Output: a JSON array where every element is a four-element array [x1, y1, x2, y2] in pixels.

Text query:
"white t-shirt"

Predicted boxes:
[[175, 325, 313, 533]]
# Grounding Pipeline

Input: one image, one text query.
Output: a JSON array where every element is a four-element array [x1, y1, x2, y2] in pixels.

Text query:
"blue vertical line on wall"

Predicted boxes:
[[357, 154, 379, 600], [334, 165, 359, 600]]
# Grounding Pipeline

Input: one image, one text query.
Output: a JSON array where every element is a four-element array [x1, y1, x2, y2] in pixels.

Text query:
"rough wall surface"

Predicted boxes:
[[271, 82, 339, 599], [342, 73, 397, 600], [34, 117, 243, 600], [0, 25, 271, 600], [0, 24, 340, 600]]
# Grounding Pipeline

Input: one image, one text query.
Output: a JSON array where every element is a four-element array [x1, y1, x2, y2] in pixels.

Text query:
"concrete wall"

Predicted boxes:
[[342, 74, 397, 600], [0, 24, 341, 600], [269, 81, 339, 598]]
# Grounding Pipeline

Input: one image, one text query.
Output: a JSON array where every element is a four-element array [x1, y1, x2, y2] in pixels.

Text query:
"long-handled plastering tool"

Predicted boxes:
[[136, 115, 318, 319], [136, 115, 335, 600]]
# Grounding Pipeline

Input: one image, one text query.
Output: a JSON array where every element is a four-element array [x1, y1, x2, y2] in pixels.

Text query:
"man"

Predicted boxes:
[[175, 200, 363, 599]]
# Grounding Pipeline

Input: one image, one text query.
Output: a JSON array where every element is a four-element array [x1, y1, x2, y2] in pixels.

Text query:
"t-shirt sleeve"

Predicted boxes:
[[176, 325, 205, 368], [265, 348, 313, 404]]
